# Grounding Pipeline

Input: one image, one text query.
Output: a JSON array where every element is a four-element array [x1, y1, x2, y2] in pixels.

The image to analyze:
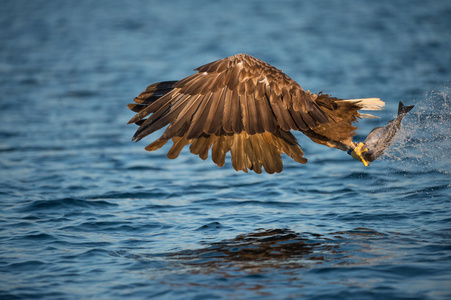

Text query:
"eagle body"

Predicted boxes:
[[128, 53, 384, 173]]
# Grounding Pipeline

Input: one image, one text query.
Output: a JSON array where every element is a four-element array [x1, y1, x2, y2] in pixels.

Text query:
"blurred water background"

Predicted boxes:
[[0, 0, 450, 299]]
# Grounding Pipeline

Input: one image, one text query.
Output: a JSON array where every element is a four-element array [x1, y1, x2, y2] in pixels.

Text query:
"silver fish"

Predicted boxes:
[[349, 101, 414, 166]]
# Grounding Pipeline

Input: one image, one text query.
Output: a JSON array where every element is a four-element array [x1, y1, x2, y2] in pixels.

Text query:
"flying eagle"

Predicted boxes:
[[127, 53, 384, 174]]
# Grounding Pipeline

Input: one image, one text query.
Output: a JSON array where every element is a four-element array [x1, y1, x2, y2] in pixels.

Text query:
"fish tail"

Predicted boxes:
[[398, 101, 415, 116]]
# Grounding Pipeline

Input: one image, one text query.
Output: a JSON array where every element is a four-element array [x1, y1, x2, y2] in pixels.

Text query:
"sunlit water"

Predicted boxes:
[[1, 1, 450, 299]]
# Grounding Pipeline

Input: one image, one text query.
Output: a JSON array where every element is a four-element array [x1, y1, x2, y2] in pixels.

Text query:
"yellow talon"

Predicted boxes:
[[350, 142, 370, 167]]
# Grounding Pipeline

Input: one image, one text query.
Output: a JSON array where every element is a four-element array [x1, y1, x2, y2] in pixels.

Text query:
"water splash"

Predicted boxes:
[[381, 87, 451, 174]]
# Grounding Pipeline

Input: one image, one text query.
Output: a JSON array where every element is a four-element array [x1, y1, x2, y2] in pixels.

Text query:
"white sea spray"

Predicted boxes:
[[382, 87, 451, 176]]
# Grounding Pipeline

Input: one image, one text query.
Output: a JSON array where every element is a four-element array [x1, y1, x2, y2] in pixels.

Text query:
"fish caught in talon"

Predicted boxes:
[[349, 101, 414, 166]]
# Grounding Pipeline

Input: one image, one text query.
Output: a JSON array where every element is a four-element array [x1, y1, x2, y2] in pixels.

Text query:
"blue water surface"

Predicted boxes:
[[1, 0, 450, 299]]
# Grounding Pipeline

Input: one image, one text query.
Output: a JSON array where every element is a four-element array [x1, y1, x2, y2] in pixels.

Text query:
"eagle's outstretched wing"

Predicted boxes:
[[128, 53, 383, 173]]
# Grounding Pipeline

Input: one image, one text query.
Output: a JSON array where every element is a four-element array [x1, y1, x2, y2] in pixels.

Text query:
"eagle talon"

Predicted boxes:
[[350, 142, 370, 167]]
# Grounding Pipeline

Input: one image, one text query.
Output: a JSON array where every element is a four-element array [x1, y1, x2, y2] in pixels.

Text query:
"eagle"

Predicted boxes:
[[127, 53, 384, 174]]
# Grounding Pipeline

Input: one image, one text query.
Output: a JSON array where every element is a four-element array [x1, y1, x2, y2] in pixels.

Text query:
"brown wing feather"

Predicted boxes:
[[211, 135, 231, 167], [186, 92, 214, 139], [127, 53, 367, 173], [167, 136, 190, 159], [133, 81, 178, 105], [203, 88, 226, 134]]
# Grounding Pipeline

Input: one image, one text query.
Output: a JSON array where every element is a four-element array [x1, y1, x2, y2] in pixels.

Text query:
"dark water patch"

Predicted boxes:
[[192, 198, 302, 209], [64, 90, 99, 98], [59, 211, 115, 221], [0, 292, 67, 300], [119, 238, 156, 248], [72, 248, 113, 259], [332, 227, 389, 237], [18, 197, 117, 212], [62, 220, 132, 231], [56, 241, 112, 249], [166, 229, 333, 271], [297, 186, 358, 196], [90, 189, 172, 200], [338, 211, 410, 221], [8, 232, 56, 243], [20, 215, 41, 221], [0, 130, 22, 139], [381, 264, 447, 278], [6, 260, 47, 271], [141, 227, 428, 299], [124, 257, 170, 272], [144, 203, 178, 210], [343, 172, 376, 180], [0, 145, 67, 153], [60, 220, 163, 233], [195, 221, 224, 231], [124, 165, 164, 171]]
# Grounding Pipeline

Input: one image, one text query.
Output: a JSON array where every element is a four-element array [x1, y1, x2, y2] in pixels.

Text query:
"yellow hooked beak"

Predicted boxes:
[[350, 142, 370, 167]]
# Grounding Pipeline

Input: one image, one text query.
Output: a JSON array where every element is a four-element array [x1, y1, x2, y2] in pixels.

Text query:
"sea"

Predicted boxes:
[[0, 0, 450, 299]]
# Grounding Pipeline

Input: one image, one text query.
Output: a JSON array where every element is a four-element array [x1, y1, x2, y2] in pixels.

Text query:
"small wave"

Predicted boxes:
[[90, 190, 171, 200], [331, 227, 388, 237], [18, 197, 118, 212], [21, 232, 56, 240], [195, 221, 224, 231], [7, 260, 47, 271], [7, 232, 57, 243]]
